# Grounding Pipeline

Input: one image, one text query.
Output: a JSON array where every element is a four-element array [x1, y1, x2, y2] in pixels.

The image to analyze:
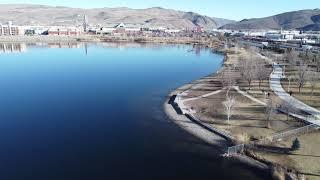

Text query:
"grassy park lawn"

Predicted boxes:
[[279, 65, 320, 110], [184, 89, 301, 144], [281, 78, 320, 110], [255, 132, 320, 180]]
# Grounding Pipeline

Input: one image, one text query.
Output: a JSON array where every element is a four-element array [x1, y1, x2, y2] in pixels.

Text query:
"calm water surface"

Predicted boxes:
[[0, 43, 267, 180]]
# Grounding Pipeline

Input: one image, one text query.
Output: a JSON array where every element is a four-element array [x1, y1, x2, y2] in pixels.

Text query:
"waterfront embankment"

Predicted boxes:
[[164, 47, 305, 180], [163, 51, 274, 179], [0, 35, 223, 49]]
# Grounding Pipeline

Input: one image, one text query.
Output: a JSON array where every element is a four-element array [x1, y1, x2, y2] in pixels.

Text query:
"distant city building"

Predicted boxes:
[[265, 30, 297, 42], [164, 29, 181, 33], [47, 27, 81, 36], [0, 21, 23, 36], [98, 23, 142, 35], [23, 26, 50, 35]]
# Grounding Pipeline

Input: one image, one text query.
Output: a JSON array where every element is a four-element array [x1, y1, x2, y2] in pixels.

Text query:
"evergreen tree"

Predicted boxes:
[[291, 138, 300, 151]]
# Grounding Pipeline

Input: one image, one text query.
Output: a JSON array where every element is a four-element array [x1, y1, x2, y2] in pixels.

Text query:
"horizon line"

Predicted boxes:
[[0, 3, 318, 22]]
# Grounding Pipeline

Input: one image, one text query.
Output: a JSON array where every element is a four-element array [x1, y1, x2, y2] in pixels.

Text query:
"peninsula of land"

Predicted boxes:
[[164, 42, 320, 180]]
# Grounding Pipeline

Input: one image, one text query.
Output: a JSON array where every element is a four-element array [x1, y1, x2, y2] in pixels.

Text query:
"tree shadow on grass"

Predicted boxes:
[[268, 151, 320, 158], [254, 144, 291, 154], [230, 124, 267, 129], [300, 172, 320, 177]]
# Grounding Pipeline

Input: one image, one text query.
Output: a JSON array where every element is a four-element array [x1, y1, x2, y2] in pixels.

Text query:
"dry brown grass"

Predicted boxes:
[[281, 78, 320, 110], [255, 132, 320, 180]]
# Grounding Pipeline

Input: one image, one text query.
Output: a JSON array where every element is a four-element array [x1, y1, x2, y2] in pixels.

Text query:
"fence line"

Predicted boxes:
[[188, 113, 236, 142], [227, 124, 320, 156], [256, 124, 319, 145], [227, 144, 245, 155]]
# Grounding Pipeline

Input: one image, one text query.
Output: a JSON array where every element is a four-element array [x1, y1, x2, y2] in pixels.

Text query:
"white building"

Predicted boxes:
[[265, 29, 301, 41], [165, 29, 181, 33], [0, 21, 23, 36], [98, 23, 142, 35]]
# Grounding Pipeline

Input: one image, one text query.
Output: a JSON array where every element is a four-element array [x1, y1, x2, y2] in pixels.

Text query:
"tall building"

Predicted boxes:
[[0, 21, 22, 36], [83, 14, 88, 32]]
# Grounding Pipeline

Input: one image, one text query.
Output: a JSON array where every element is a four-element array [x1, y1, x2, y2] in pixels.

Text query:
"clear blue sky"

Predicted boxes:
[[0, 0, 319, 20]]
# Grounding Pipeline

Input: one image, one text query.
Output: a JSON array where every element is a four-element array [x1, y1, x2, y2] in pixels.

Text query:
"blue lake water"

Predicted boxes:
[[0, 43, 266, 180]]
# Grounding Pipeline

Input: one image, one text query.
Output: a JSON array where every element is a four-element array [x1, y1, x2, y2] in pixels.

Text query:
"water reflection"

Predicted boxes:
[[0, 42, 215, 56], [0, 43, 27, 53], [47, 42, 81, 49]]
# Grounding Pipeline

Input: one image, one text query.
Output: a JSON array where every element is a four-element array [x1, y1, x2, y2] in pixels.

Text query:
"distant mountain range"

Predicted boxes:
[[1, 4, 319, 31], [0, 4, 234, 29], [220, 9, 320, 31]]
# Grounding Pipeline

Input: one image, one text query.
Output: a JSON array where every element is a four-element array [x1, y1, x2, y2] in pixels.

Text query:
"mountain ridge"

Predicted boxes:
[[220, 9, 320, 31], [0, 4, 235, 29]]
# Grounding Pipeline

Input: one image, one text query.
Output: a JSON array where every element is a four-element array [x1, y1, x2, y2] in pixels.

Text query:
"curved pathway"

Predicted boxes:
[[270, 63, 320, 125]]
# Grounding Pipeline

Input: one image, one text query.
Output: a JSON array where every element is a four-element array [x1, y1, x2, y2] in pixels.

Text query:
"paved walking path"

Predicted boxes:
[[176, 84, 268, 114], [270, 63, 320, 125], [233, 86, 267, 106]]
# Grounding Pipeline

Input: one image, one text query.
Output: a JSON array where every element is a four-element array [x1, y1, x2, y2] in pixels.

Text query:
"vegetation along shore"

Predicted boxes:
[[164, 40, 320, 180]]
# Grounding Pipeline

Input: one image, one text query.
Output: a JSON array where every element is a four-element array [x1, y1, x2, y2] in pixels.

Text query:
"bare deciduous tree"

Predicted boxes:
[[256, 62, 269, 89], [315, 53, 320, 72], [219, 68, 236, 96], [265, 99, 275, 129], [296, 62, 308, 93], [248, 46, 259, 61], [307, 70, 318, 97], [301, 50, 313, 64], [285, 49, 299, 66], [284, 49, 293, 63], [243, 59, 257, 90], [238, 57, 247, 77], [223, 95, 236, 123], [217, 32, 225, 42], [287, 75, 294, 92]]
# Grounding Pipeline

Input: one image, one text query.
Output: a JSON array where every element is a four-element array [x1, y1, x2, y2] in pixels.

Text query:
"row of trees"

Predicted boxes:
[[221, 46, 271, 124], [238, 47, 270, 90], [220, 45, 318, 125], [284, 49, 319, 94]]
